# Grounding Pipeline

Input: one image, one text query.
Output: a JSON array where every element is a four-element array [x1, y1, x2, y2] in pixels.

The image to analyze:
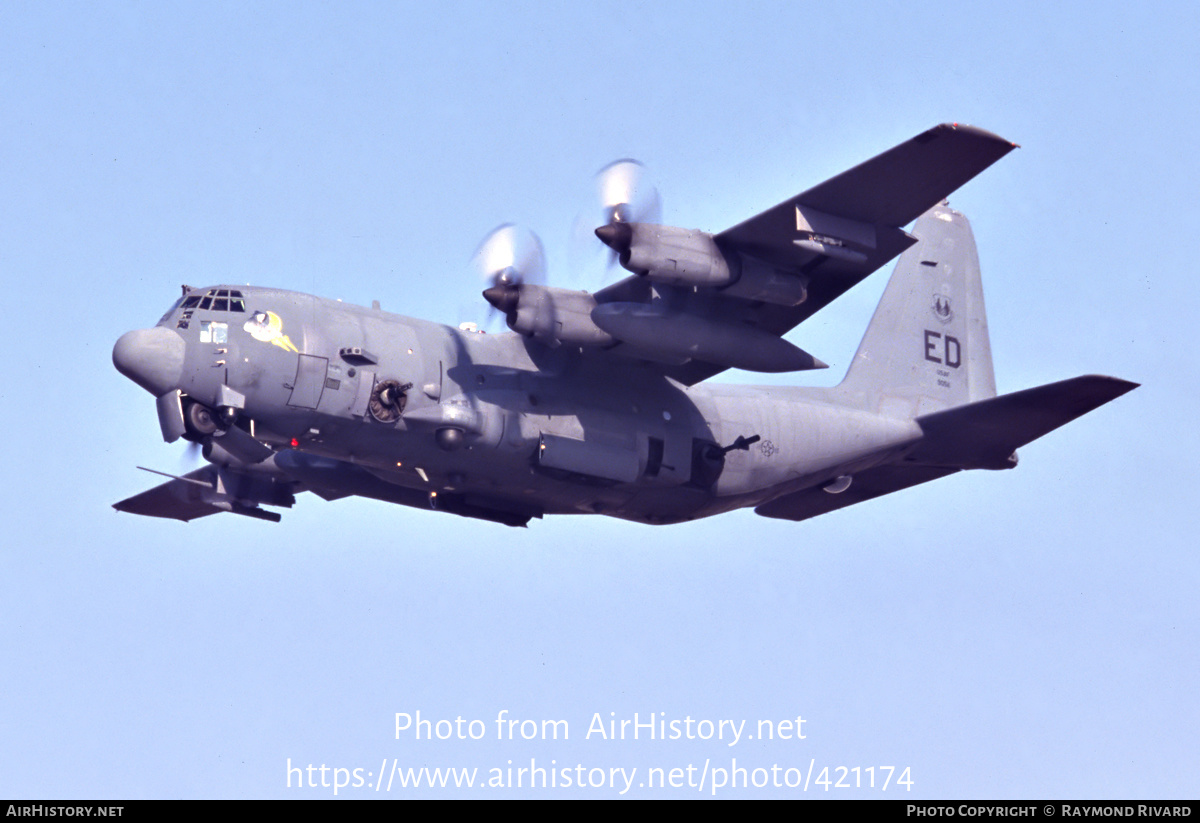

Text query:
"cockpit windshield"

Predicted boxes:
[[161, 287, 248, 327], [180, 288, 247, 313], [157, 295, 186, 323]]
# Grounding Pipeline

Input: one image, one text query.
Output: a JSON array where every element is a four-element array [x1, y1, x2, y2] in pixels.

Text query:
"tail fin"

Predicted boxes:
[[836, 203, 996, 417], [757, 204, 1139, 524]]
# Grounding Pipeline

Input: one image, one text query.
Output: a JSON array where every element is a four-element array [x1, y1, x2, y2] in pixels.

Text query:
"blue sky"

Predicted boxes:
[[2, 1, 1196, 798]]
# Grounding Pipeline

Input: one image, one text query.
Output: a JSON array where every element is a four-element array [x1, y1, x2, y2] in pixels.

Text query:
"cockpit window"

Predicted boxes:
[[165, 288, 246, 329], [190, 288, 246, 313], [158, 296, 185, 323]]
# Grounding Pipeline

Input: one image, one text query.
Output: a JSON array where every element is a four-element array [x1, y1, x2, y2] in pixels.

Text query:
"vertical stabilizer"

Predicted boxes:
[[836, 203, 995, 417]]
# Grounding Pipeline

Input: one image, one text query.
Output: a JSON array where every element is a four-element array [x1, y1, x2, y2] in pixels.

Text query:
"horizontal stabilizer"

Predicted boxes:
[[910, 375, 1139, 469], [755, 465, 959, 523], [756, 375, 1137, 523]]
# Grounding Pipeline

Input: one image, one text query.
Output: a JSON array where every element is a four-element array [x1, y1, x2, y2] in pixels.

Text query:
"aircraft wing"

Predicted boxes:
[[594, 123, 1017, 385], [720, 123, 1017, 244], [113, 467, 227, 522], [113, 464, 296, 523]]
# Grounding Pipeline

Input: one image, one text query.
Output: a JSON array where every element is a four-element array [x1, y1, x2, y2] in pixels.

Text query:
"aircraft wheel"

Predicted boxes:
[[184, 401, 220, 438]]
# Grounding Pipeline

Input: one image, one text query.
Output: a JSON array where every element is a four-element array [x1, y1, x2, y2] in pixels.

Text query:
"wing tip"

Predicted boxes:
[[932, 122, 1020, 149], [1078, 374, 1140, 398]]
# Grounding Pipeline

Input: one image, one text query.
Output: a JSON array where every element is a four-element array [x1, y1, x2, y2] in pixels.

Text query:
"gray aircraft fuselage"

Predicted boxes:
[[126, 285, 915, 525], [113, 125, 1136, 527]]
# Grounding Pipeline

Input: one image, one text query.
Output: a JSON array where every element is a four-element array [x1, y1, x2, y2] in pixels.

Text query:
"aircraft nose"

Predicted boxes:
[[112, 327, 186, 396]]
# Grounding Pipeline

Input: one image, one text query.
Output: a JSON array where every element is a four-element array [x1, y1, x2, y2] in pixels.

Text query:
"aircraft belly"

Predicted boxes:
[[704, 392, 922, 498]]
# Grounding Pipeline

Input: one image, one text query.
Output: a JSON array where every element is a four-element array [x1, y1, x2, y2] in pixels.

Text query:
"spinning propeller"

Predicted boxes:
[[596, 158, 661, 227], [594, 159, 661, 270], [476, 160, 662, 326], [476, 223, 546, 321]]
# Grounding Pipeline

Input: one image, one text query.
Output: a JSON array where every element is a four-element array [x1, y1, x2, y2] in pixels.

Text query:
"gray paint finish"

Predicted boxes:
[[111, 124, 1136, 528]]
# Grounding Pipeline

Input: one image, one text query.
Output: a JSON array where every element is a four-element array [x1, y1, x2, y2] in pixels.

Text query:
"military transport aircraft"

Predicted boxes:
[[112, 123, 1136, 527]]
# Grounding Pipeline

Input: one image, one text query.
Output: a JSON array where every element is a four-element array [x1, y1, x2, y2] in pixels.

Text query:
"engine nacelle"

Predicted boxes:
[[607, 224, 735, 288], [597, 223, 809, 305], [717, 254, 809, 307], [505, 285, 615, 347]]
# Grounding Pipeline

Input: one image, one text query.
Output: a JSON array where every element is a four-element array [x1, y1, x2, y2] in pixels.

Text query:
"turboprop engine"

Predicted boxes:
[[483, 283, 614, 348], [594, 222, 812, 307], [594, 223, 733, 287], [476, 159, 824, 370]]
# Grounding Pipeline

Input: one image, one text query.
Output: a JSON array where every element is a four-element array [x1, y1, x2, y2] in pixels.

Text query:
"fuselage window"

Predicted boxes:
[[199, 320, 228, 344]]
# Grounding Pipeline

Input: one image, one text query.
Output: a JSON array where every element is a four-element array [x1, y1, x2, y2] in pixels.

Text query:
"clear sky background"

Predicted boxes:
[[2, 1, 1195, 799]]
